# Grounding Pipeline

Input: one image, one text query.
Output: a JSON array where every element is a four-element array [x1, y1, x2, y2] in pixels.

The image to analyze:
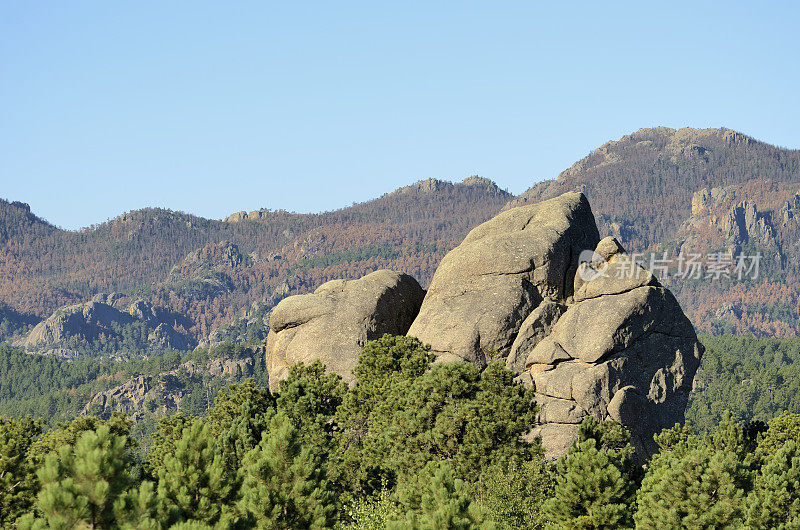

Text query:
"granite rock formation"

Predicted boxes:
[[406, 192, 702, 459], [265, 269, 425, 391], [407, 191, 600, 364], [520, 239, 702, 459], [22, 298, 191, 354], [262, 192, 701, 459]]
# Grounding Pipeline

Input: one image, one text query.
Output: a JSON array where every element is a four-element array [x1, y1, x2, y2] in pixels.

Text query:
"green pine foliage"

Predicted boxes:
[[145, 413, 194, 478], [237, 412, 335, 529], [19, 425, 140, 529], [0, 342, 268, 432], [5, 334, 800, 528], [757, 412, 800, 456], [114, 480, 161, 530], [207, 379, 276, 476], [543, 419, 638, 529], [746, 440, 800, 528], [274, 360, 347, 461], [341, 485, 403, 530], [155, 420, 238, 528], [0, 417, 42, 526], [634, 416, 756, 529], [467, 458, 553, 530], [390, 461, 493, 530], [687, 335, 800, 432], [333, 335, 536, 496]]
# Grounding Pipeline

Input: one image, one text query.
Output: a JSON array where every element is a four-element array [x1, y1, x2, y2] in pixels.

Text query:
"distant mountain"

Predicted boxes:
[[510, 127, 800, 336], [0, 177, 512, 351], [4, 128, 800, 351]]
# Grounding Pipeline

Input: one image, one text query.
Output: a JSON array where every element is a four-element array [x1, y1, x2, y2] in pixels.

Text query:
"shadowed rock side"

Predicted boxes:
[[265, 270, 425, 391], [519, 237, 703, 460], [407, 191, 601, 364]]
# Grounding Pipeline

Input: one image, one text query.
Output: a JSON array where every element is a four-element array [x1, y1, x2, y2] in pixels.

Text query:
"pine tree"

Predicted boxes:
[[19, 425, 136, 529], [146, 413, 194, 478], [205, 379, 277, 477], [275, 360, 347, 460], [156, 420, 237, 528], [469, 458, 553, 530], [0, 417, 41, 526], [114, 480, 160, 530], [333, 335, 434, 494], [757, 412, 800, 456], [333, 336, 535, 497], [746, 440, 800, 528], [237, 412, 335, 529], [634, 418, 754, 529], [27, 414, 134, 470], [216, 399, 275, 476], [207, 379, 274, 437], [390, 461, 492, 530], [543, 435, 636, 529]]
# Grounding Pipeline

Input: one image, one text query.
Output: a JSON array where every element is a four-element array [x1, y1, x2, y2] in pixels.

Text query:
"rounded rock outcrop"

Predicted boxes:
[[522, 239, 703, 460], [265, 270, 425, 391], [407, 191, 600, 364]]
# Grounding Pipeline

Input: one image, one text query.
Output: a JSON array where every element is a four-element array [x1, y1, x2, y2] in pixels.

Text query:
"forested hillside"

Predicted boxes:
[[0, 177, 511, 345], [508, 127, 800, 249], [0, 342, 268, 438], [3, 128, 800, 350], [3, 336, 800, 528]]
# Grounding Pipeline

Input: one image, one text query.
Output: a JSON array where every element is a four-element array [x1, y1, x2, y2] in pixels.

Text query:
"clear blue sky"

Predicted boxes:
[[2, 1, 798, 229]]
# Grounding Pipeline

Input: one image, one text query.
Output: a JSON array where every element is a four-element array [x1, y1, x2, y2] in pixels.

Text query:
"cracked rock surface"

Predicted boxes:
[[524, 243, 702, 460]]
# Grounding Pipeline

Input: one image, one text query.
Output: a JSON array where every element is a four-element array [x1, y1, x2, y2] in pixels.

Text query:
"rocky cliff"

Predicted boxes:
[[521, 238, 701, 459], [21, 297, 191, 356], [82, 353, 256, 422], [408, 192, 599, 364], [266, 192, 702, 459]]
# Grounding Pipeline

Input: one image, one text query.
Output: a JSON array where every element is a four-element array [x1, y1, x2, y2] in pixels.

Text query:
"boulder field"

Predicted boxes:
[[265, 191, 702, 459]]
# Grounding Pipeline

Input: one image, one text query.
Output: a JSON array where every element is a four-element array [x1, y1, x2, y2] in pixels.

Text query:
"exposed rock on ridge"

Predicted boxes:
[[83, 354, 255, 422], [22, 298, 191, 354], [407, 192, 701, 459], [261, 191, 701, 459]]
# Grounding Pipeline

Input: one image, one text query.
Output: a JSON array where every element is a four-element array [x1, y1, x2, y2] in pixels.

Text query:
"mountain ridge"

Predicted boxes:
[[4, 127, 800, 350]]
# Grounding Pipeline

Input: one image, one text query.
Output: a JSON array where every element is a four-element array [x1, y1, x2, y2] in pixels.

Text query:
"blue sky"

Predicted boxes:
[[1, 1, 798, 229]]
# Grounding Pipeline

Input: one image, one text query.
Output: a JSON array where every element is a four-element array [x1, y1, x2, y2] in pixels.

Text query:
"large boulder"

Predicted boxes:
[[407, 191, 600, 364], [265, 270, 425, 391], [523, 240, 702, 460]]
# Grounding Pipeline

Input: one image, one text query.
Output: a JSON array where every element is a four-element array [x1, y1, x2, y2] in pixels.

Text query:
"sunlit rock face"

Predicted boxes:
[[265, 270, 425, 391]]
